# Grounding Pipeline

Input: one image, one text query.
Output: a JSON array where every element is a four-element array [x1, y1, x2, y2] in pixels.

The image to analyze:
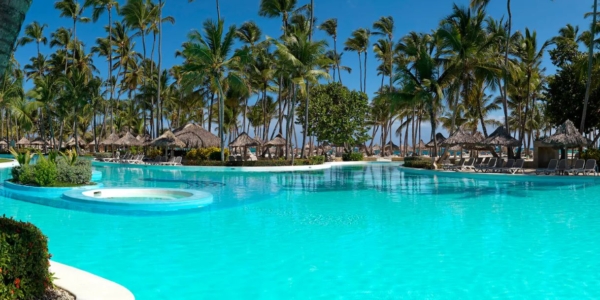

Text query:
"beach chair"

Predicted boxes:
[[582, 159, 597, 176], [498, 159, 514, 173], [565, 159, 585, 175], [456, 157, 475, 172], [448, 158, 465, 171], [160, 157, 175, 165], [505, 159, 525, 174], [441, 159, 452, 170], [490, 158, 505, 173], [172, 156, 182, 166], [475, 157, 496, 173], [556, 159, 567, 175], [535, 159, 558, 175], [475, 157, 490, 168]]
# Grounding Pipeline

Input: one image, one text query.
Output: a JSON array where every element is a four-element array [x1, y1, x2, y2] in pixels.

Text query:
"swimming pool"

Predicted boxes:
[[1, 163, 600, 298]]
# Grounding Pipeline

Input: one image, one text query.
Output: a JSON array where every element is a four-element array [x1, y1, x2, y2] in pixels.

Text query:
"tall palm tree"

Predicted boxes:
[[84, 0, 119, 134], [182, 19, 247, 161], [581, 0, 598, 132], [18, 22, 48, 57], [318, 18, 343, 83], [55, 0, 90, 71], [49, 27, 72, 74], [373, 16, 394, 93]]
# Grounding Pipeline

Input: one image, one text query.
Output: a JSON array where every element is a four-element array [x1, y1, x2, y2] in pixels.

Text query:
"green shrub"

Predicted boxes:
[[33, 156, 57, 187], [403, 157, 434, 169], [581, 148, 600, 161], [342, 152, 363, 161], [94, 152, 112, 159], [308, 155, 325, 165], [0, 216, 53, 299], [11, 166, 36, 185], [146, 148, 163, 159], [208, 148, 230, 161], [56, 158, 92, 185]]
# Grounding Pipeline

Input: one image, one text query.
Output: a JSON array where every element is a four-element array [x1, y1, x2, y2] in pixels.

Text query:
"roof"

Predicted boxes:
[[229, 132, 261, 147], [542, 119, 590, 148], [16, 137, 30, 145], [173, 123, 220, 148], [99, 133, 120, 146], [114, 132, 142, 147], [150, 131, 186, 148], [265, 133, 287, 147], [481, 126, 520, 147], [441, 127, 484, 147], [426, 133, 446, 148]]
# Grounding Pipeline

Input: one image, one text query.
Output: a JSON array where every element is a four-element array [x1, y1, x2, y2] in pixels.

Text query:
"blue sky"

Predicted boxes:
[[14, 0, 594, 144]]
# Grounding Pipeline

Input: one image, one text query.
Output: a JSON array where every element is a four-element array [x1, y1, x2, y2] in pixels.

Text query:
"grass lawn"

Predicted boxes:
[[0, 158, 13, 163]]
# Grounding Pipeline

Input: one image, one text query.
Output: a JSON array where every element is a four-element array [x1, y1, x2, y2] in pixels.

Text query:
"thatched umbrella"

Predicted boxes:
[[66, 137, 87, 147], [441, 127, 483, 147], [99, 133, 120, 146], [229, 132, 261, 160], [30, 137, 47, 149], [16, 137, 30, 148], [150, 131, 185, 148], [173, 123, 220, 148], [542, 120, 589, 148], [265, 133, 287, 158], [114, 132, 142, 147], [481, 126, 520, 147], [426, 133, 446, 148]]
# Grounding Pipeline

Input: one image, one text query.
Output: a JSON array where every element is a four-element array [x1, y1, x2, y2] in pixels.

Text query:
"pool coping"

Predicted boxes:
[[50, 260, 135, 300], [399, 166, 600, 182], [0, 159, 18, 169], [92, 160, 395, 172]]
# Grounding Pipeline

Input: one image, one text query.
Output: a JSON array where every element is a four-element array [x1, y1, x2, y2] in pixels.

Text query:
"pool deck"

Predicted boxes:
[[0, 159, 18, 169], [50, 261, 134, 300], [400, 166, 600, 182]]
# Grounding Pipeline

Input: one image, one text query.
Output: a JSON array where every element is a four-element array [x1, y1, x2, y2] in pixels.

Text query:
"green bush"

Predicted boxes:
[[581, 148, 600, 161], [308, 155, 325, 165], [33, 156, 57, 187], [342, 152, 363, 161], [56, 158, 92, 185], [403, 157, 434, 169], [146, 148, 163, 159], [11, 166, 36, 186], [0, 216, 53, 299], [94, 152, 112, 160]]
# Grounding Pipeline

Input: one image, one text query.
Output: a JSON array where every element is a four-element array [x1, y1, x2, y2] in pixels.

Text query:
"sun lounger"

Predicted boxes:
[[475, 157, 489, 168], [488, 158, 505, 173], [160, 157, 175, 165], [456, 157, 475, 172], [582, 159, 597, 176], [556, 159, 567, 175], [441, 159, 452, 170], [535, 159, 558, 175], [564, 159, 585, 175], [448, 158, 465, 171], [504, 159, 525, 174], [475, 157, 496, 172], [497, 159, 514, 173]]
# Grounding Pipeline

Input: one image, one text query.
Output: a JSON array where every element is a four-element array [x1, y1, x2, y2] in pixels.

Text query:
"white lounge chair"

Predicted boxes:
[[448, 158, 465, 171], [490, 158, 505, 173], [504, 159, 524, 174], [582, 159, 597, 176], [556, 159, 567, 175], [475, 157, 496, 173], [456, 157, 475, 172], [498, 159, 514, 173], [564, 159, 585, 175], [535, 159, 558, 175]]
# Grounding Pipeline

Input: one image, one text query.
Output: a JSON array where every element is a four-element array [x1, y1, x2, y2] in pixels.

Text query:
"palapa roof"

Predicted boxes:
[[16, 137, 30, 145], [415, 139, 427, 149], [0, 140, 8, 145], [31, 137, 47, 145], [66, 137, 87, 147], [441, 127, 483, 147], [383, 141, 399, 150], [150, 131, 186, 148], [372, 144, 381, 151], [426, 133, 446, 148], [173, 123, 220, 148], [542, 119, 590, 148], [265, 133, 287, 147], [481, 126, 520, 147], [229, 132, 261, 148], [114, 132, 142, 147], [99, 133, 120, 146]]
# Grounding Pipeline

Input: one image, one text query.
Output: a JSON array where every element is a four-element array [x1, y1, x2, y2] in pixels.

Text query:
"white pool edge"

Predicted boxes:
[[0, 159, 18, 169], [50, 261, 135, 300]]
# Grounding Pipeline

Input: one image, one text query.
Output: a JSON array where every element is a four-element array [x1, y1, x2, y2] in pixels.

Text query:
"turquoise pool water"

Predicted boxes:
[[1, 163, 600, 298]]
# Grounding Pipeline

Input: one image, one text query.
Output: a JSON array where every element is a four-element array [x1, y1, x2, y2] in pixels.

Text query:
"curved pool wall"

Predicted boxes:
[[2, 181, 103, 209], [62, 188, 213, 214], [5, 162, 600, 298]]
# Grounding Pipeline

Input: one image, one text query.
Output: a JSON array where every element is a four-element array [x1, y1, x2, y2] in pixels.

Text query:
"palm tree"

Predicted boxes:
[[318, 18, 344, 83], [54, 0, 90, 70], [258, 0, 298, 33], [49, 27, 72, 73], [345, 28, 370, 93], [85, 0, 119, 134], [18, 22, 48, 57], [373, 16, 394, 93], [182, 19, 247, 161], [582, 0, 598, 132]]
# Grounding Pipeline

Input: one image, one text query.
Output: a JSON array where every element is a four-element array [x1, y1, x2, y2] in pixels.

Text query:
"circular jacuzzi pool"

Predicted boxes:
[[62, 188, 213, 214]]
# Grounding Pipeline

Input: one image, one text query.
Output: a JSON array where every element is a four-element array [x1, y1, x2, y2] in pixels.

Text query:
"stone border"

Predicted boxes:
[[399, 166, 600, 182], [50, 261, 135, 300], [92, 160, 395, 172]]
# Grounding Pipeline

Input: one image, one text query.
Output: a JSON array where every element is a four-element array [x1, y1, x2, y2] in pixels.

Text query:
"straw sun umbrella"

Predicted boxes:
[[265, 133, 287, 158], [99, 133, 120, 152], [229, 132, 261, 160], [542, 119, 590, 159], [16, 137, 30, 148], [173, 123, 220, 148], [150, 131, 186, 157], [114, 132, 142, 147]]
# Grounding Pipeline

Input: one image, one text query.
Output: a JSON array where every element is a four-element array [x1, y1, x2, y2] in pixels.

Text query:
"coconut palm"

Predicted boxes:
[[319, 18, 343, 83], [182, 19, 248, 161], [49, 27, 72, 74], [18, 22, 48, 57], [582, 0, 598, 132], [54, 0, 90, 70], [373, 16, 394, 93]]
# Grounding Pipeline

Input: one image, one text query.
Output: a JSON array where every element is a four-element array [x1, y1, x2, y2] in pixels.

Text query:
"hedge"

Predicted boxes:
[[342, 152, 363, 161], [403, 157, 434, 169], [0, 216, 53, 299], [184, 157, 325, 167]]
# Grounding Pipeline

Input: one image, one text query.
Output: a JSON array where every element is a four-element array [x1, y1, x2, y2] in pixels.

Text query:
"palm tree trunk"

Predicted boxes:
[[334, 38, 342, 84], [301, 80, 309, 158], [216, 0, 221, 21], [108, 9, 115, 134], [208, 92, 214, 131], [501, 0, 511, 132], [363, 51, 367, 94], [216, 79, 225, 162], [581, 0, 598, 133], [358, 52, 362, 92]]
